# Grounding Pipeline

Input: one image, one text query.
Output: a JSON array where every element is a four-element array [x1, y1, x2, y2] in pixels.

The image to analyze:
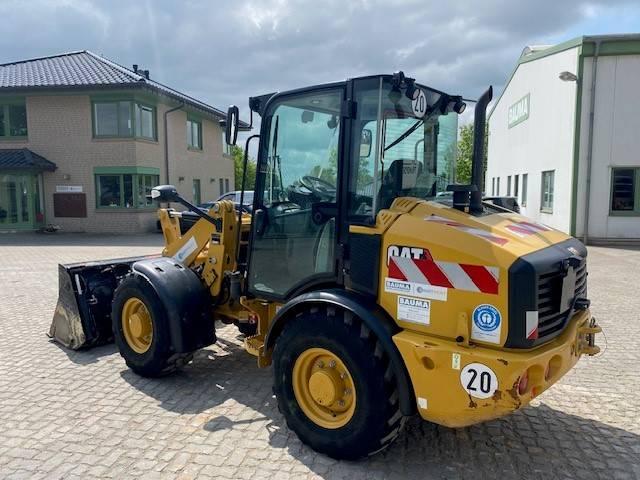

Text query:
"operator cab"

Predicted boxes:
[[237, 73, 468, 301]]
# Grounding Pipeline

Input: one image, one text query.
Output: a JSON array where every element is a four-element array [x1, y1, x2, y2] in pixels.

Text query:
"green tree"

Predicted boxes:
[[455, 123, 488, 189], [232, 145, 257, 191], [309, 147, 374, 190]]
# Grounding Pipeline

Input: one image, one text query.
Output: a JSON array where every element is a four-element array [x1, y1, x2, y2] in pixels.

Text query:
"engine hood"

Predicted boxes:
[[369, 198, 583, 348], [389, 199, 573, 265]]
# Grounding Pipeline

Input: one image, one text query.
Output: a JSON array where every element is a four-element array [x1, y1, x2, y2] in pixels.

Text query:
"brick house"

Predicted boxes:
[[0, 51, 245, 233]]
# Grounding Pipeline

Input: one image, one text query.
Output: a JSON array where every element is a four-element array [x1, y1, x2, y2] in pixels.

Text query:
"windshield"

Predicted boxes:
[[348, 77, 459, 217]]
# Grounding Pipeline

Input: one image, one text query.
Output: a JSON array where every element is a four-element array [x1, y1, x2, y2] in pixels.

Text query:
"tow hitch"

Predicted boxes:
[[577, 317, 602, 356]]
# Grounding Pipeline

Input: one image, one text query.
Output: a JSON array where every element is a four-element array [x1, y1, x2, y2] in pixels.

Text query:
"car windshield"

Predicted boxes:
[[348, 77, 460, 217], [241, 191, 254, 205]]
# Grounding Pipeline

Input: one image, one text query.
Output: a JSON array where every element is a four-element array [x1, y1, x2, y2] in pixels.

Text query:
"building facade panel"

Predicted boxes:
[[575, 54, 640, 240], [0, 51, 241, 234], [487, 47, 579, 232], [163, 108, 234, 209]]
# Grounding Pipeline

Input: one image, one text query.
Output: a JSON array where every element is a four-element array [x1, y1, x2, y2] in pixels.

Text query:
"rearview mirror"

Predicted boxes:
[[151, 185, 180, 203], [225, 105, 239, 146], [360, 129, 372, 157]]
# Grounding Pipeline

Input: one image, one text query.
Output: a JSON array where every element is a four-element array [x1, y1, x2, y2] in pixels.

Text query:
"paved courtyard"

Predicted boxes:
[[0, 233, 638, 480]]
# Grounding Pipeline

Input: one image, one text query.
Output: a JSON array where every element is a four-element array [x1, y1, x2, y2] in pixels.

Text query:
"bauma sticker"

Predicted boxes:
[[384, 277, 448, 301], [397, 296, 430, 325], [460, 363, 498, 399], [471, 304, 502, 344]]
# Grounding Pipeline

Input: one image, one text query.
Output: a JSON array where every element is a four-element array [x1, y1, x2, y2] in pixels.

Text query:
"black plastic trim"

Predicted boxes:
[[505, 237, 588, 348], [264, 288, 416, 416], [348, 233, 381, 297]]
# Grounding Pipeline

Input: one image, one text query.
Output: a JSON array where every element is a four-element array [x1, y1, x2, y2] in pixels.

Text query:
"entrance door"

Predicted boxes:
[[0, 172, 37, 229], [248, 88, 343, 299]]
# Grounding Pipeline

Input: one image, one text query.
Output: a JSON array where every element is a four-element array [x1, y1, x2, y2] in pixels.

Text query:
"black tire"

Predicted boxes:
[[273, 305, 406, 460], [112, 275, 189, 377]]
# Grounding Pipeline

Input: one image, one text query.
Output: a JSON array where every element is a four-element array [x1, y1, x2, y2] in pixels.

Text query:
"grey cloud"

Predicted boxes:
[[0, 0, 637, 120]]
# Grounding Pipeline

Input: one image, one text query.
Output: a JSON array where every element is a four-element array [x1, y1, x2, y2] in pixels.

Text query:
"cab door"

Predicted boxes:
[[248, 87, 344, 299]]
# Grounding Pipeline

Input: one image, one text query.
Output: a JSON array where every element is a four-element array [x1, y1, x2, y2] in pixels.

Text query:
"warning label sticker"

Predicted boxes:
[[471, 304, 502, 344], [397, 296, 431, 325], [384, 278, 448, 301], [174, 236, 198, 263]]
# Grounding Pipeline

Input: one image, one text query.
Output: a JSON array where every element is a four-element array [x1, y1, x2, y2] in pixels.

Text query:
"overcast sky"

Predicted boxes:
[[1, 0, 639, 124]]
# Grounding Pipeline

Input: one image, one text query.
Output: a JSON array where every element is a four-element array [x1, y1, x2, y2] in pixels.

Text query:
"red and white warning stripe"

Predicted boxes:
[[505, 221, 551, 237], [389, 255, 500, 295], [425, 215, 509, 246], [525, 311, 539, 340]]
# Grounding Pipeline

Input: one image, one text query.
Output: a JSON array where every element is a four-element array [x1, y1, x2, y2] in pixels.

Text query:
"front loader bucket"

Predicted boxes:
[[49, 255, 158, 350]]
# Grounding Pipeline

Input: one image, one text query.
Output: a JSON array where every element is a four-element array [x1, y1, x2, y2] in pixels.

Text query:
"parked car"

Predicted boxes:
[[178, 191, 254, 234], [483, 196, 521, 213], [201, 191, 254, 213]]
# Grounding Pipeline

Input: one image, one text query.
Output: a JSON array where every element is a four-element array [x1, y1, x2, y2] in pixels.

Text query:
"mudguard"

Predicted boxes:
[[264, 289, 417, 416], [130, 257, 216, 353]]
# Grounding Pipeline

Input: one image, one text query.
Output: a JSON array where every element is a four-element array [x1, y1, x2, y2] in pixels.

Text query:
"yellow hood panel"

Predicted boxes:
[[371, 198, 577, 346], [400, 199, 571, 263]]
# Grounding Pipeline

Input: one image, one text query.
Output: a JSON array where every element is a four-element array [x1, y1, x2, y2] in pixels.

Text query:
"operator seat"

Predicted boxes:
[[378, 159, 422, 209]]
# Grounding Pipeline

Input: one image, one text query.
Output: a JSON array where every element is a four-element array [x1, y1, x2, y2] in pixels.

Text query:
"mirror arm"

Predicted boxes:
[[175, 196, 219, 227]]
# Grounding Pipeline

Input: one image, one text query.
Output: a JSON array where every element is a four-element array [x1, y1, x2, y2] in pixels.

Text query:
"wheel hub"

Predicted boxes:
[[292, 347, 356, 429], [121, 297, 153, 354], [308, 370, 339, 405]]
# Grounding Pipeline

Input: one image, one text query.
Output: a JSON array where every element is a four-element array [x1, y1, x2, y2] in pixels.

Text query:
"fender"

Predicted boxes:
[[131, 257, 216, 353], [265, 289, 417, 416]]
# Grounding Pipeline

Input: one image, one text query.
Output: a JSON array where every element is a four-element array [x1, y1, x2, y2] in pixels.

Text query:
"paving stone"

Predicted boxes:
[[0, 233, 638, 479]]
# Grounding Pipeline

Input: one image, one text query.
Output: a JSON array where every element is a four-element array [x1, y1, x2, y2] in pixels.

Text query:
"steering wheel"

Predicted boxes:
[[300, 175, 336, 197]]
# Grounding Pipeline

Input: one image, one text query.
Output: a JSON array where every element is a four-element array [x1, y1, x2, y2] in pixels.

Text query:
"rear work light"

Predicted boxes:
[[518, 370, 529, 395]]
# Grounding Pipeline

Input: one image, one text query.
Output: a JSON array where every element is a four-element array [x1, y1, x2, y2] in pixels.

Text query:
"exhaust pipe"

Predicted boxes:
[[470, 86, 493, 213]]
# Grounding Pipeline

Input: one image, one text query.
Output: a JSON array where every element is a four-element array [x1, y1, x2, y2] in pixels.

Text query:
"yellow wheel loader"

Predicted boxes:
[[50, 72, 601, 460]]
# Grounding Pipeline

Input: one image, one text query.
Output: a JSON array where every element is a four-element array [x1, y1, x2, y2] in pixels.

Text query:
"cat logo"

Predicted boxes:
[[386, 245, 429, 265]]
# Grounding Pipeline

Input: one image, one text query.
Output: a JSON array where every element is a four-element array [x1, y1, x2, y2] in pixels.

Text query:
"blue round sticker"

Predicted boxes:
[[473, 304, 501, 332]]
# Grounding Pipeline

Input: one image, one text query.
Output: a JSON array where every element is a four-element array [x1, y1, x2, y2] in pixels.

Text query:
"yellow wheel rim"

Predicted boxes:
[[121, 297, 153, 354], [292, 347, 356, 429]]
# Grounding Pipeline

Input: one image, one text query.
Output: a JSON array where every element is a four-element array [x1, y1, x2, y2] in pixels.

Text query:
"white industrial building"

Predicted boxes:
[[486, 34, 640, 244]]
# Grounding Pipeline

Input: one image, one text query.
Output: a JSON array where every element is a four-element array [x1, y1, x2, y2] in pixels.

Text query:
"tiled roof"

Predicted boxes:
[[0, 148, 57, 171], [0, 51, 244, 124]]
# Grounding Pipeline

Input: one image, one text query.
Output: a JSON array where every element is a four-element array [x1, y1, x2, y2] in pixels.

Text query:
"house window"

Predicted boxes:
[[187, 118, 202, 150], [93, 100, 156, 139], [219, 178, 225, 195], [507, 175, 512, 196], [496, 178, 500, 196], [193, 179, 201, 205], [541, 170, 554, 213], [611, 168, 639, 215], [225, 178, 230, 193], [514, 174, 519, 198], [0, 102, 28, 138], [96, 172, 159, 208], [521, 173, 528, 206], [135, 104, 155, 140], [137, 174, 159, 207], [491, 177, 496, 196]]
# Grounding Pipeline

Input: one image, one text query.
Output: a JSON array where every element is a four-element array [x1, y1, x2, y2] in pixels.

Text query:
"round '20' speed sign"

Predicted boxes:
[[460, 362, 498, 399], [412, 89, 427, 118]]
